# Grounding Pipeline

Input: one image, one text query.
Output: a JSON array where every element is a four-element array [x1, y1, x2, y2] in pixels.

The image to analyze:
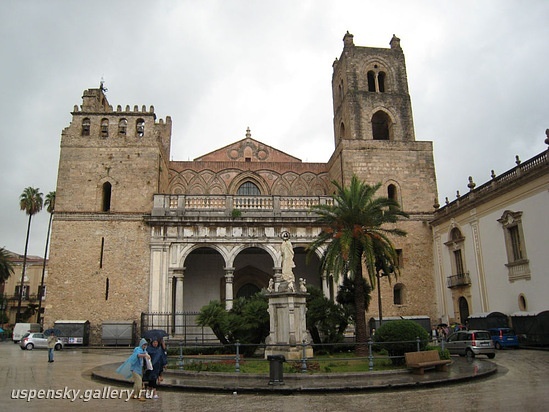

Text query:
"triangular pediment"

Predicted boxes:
[[194, 129, 301, 163]]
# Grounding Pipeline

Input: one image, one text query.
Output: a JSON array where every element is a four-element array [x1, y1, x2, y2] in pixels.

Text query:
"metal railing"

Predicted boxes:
[[447, 272, 472, 288], [166, 337, 438, 373]]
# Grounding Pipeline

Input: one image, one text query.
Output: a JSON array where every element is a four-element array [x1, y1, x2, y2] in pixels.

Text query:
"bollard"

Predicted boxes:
[[235, 341, 240, 373], [301, 340, 308, 373]]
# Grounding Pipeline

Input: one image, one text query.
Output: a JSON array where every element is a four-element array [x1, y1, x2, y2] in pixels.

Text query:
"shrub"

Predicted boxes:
[[374, 320, 430, 365]]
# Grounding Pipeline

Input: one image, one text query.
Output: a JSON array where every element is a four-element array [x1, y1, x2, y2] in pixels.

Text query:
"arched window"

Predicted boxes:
[[118, 118, 127, 135], [372, 111, 391, 140], [367, 71, 376, 92], [136, 119, 145, 137], [100, 118, 109, 138], [378, 71, 386, 92], [102, 182, 112, 212], [388, 184, 397, 201], [237, 182, 260, 196], [82, 118, 90, 136], [339, 122, 346, 140]]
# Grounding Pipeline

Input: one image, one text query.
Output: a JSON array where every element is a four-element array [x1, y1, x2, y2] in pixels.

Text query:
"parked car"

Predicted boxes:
[[19, 333, 64, 351], [445, 330, 495, 359], [488, 327, 519, 349]]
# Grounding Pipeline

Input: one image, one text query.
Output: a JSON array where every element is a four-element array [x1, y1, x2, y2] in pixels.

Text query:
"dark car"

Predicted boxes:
[[488, 328, 519, 349], [445, 330, 495, 359]]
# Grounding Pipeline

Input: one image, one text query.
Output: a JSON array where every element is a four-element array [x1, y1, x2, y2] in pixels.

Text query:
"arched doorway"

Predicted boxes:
[[458, 296, 470, 323]]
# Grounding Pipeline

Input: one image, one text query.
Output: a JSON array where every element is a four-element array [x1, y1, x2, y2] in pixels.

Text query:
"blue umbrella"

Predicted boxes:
[[0, 327, 4, 333]]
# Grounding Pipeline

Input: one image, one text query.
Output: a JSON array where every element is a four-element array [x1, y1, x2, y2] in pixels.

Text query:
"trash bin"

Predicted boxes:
[[267, 354, 285, 385]]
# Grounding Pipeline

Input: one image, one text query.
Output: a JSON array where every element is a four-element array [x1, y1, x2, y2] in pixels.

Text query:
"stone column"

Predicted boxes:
[[173, 269, 185, 335], [224, 267, 235, 310]]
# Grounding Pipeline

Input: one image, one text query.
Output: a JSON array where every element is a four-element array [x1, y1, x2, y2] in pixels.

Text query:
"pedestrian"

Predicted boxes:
[[47, 331, 56, 363], [144, 338, 167, 399], [116, 338, 151, 401], [431, 326, 438, 343]]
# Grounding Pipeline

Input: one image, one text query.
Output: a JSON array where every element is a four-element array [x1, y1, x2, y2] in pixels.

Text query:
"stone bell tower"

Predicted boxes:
[[44, 84, 172, 343], [328, 33, 439, 322]]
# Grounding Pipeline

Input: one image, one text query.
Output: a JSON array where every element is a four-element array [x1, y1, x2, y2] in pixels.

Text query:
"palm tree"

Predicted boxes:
[[0, 247, 15, 283], [37, 191, 55, 325], [16, 187, 43, 323], [308, 175, 408, 355]]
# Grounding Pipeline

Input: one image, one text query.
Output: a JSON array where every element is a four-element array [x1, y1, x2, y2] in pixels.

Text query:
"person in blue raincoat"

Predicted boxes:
[[116, 338, 151, 400]]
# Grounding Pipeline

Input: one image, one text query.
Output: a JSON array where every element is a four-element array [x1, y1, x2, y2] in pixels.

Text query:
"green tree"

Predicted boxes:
[[306, 285, 349, 346], [16, 187, 43, 323], [37, 191, 55, 325], [308, 175, 407, 356], [196, 300, 230, 344], [0, 247, 14, 283]]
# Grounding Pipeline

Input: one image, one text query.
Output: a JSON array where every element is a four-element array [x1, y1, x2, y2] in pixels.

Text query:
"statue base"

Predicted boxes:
[[264, 287, 313, 360]]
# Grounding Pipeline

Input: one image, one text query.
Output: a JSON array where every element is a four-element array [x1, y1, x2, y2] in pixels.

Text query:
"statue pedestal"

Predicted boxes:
[[265, 286, 313, 360]]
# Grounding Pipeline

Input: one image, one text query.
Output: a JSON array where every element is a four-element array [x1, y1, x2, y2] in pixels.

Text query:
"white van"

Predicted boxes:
[[13, 323, 41, 343]]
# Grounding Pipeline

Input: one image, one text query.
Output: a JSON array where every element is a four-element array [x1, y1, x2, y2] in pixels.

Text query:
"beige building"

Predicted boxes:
[[44, 33, 439, 344], [0, 250, 47, 326], [431, 137, 549, 325]]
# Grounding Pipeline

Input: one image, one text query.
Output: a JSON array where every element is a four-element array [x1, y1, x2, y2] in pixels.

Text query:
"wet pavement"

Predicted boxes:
[[1, 341, 548, 411]]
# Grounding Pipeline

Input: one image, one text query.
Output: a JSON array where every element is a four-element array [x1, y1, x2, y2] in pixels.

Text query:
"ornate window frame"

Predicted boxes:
[[498, 210, 530, 282]]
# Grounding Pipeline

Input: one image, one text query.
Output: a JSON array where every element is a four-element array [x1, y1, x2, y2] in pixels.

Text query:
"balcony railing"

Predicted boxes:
[[447, 272, 471, 288], [152, 195, 335, 218]]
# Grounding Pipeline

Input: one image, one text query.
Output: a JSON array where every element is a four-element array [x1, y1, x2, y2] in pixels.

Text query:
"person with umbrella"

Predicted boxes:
[[144, 338, 167, 399]]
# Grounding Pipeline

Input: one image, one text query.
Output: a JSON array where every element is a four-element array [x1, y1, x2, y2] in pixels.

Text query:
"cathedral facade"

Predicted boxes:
[[44, 33, 439, 344]]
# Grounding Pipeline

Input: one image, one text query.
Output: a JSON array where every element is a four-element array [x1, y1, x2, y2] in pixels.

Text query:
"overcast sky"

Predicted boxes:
[[1, 0, 548, 257]]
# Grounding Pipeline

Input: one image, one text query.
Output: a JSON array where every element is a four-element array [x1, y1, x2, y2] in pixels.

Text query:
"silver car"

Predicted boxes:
[[445, 330, 495, 359], [19, 332, 64, 351]]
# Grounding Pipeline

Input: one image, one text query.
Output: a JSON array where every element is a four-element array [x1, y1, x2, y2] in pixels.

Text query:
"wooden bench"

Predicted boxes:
[[405, 350, 451, 375]]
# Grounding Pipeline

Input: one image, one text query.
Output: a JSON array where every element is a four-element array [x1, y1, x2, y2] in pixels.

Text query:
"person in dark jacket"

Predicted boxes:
[[144, 338, 167, 399]]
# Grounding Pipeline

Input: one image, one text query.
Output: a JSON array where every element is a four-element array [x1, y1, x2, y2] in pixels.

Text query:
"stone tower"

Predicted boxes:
[[329, 33, 439, 322], [43, 85, 172, 342]]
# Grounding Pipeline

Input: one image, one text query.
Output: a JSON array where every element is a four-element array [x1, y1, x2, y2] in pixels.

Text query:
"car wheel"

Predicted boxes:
[[495, 342, 502, 350], [55, 343, 62, 351], [25, 343, 34, 350], [466, 349, 475, 358], [487, 353, 495, 359]]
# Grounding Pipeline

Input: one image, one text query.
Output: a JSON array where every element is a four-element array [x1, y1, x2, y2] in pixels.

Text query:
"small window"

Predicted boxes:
[[118, 118, 127, 135], [378, 71, 386, 92], [82, 118, 90, 136], [237, 182, 260, 196], [15, 285, 30, 300], [340, 122, 346, 140], [393, 283, 404, 305], [518, 294, 527, 311], [100, 118, 109, 138], [102, 182, 112, 212], [136, 119, 145, 137], [395, 249, 403, 268], [367, 71, 376, 92]]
